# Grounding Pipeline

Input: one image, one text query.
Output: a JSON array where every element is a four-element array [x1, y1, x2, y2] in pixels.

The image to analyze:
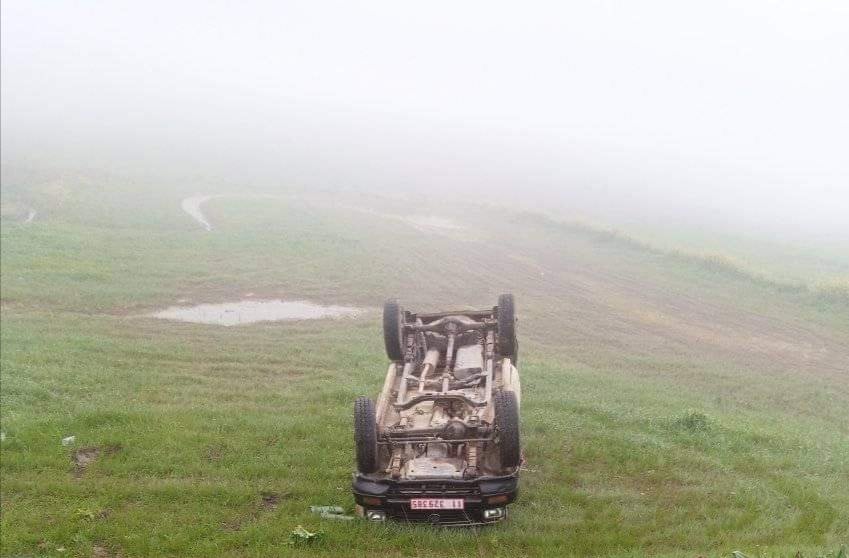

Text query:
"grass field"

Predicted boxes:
[[1, 174, 848, 557]]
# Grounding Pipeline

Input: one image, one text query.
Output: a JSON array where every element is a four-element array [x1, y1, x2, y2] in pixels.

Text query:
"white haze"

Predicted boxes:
[[2, 0, 848, 242]]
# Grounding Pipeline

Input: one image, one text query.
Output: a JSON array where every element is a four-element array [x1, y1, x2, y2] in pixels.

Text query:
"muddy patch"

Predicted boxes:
[[221, 491, 286, 532], [91, 544, 123, 558], [71, 444, 122, 477], [260, 491, 281, 510], [221, 517, 245, 532], [150, 299, 363, 326], [72, 447, 101, 477], [205, 445, 224, 462]]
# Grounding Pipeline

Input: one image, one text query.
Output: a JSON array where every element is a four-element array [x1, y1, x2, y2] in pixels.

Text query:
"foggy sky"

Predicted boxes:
[[2, 0, 848, 239]]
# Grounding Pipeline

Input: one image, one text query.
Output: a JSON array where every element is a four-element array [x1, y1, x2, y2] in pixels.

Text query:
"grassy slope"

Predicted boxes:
[[615, 219, 849, 286], [1, 178, 848, 557]]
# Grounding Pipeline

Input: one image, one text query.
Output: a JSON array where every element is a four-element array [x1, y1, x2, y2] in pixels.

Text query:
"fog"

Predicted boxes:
[[2, 0, 848, 241]]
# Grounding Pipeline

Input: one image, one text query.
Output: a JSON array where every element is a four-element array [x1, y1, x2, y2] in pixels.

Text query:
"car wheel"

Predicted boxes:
[[383, 299, 405, 362], [494, 390, 521, 468], [497, 294, 518, 362], [354, 396, 379, 473]]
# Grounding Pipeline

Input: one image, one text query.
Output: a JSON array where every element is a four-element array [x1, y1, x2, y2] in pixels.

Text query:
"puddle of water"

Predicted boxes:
[[151, 299, 363, 326]]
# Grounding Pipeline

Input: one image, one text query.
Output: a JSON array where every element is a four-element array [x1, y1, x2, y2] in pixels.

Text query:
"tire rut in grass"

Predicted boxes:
[[71, 444, 122, 478], [221, 490, 286, 532]]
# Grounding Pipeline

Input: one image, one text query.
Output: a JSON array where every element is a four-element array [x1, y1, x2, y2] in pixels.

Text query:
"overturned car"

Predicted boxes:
[[352, 295, 521, 525]]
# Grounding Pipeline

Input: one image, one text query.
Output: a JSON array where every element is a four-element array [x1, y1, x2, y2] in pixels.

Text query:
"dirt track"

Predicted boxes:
[[416, 213, 849, 390]]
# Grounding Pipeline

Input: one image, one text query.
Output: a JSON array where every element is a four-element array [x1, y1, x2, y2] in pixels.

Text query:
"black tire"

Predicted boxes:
[[494, 390, 521, 468], [383, 299, 405, 362], [497, 294, 518, 361], [354, 396, 378, 473]]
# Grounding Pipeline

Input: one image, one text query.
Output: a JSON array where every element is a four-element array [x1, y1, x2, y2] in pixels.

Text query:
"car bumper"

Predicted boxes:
[[352, 473, 518, 526]]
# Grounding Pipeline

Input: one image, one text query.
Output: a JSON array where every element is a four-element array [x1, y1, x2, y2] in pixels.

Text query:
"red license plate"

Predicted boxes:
[[410, 498, 464, 510]]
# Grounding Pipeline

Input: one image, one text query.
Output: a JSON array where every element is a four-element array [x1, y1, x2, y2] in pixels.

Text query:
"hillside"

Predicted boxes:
[[1, 178, 847, 557]]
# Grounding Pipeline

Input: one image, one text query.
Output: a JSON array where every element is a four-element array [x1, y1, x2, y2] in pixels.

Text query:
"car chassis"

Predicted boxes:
[[352, 295, 521, 526]]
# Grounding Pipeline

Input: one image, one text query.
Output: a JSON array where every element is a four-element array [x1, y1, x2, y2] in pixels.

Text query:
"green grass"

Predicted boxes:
[[510, 211, 849, 308], [1, 176, 848, 557]]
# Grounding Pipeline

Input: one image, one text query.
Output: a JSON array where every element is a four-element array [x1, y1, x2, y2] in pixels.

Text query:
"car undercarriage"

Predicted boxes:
[[352, 295, 521, 525]]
